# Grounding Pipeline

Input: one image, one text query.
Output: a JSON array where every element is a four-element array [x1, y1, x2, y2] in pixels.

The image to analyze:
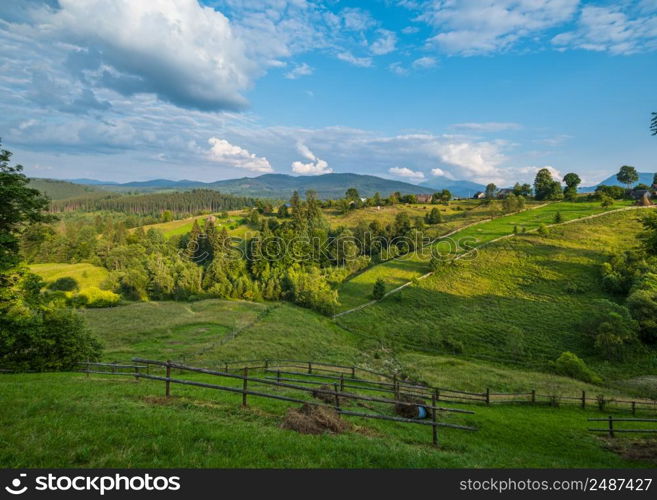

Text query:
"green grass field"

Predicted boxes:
[[336, 201, 635, 312], [5, 202, 656, 469], [29, 262, 108, 289], [337, 208, 657, 380], [136, 211, 247, 239], [1, 372, 651, 468]]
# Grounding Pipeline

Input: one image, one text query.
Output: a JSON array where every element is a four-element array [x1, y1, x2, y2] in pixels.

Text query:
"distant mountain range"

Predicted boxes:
[[580, 172, 655, 192], [419, 176, 486, 198], [61, 173, 437, 199], [35, 170, 655, 202]]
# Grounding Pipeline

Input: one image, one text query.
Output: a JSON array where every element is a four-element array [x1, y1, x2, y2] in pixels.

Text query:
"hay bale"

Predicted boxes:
[[281, 403, 351, 435]]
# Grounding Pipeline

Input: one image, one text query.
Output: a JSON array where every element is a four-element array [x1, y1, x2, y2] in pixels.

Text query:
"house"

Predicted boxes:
[[415, 194, 433, 203], [473, 191, 486, 199]]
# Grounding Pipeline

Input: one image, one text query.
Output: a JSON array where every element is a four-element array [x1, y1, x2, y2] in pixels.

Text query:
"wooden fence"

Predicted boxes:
[[588, 417, 657, 438], [77, 358, 657, 416], [79, 359, 477, 446]]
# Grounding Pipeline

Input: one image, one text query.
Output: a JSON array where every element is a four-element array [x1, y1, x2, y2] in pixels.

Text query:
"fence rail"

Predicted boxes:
[[75, 358, 657, 416], [78, 359, 477, 446], [587, 417, 657, 438]]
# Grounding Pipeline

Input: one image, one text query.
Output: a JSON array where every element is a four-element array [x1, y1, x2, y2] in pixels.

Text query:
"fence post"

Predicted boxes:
[[431, 394, 438, 447], [531, 390, 536, 404], [435, 388, 440, 402], [351, 366, 355, 378], [165, 360, 171, 398], [277, 369, 281, 383], [340, 373, 345, 392], [608, 416, 614, 438], [333, 383, 340, 410], [632, 401, 636, 416], [264, 359, 269, 370], [134, 365, 139, 382], [581, 391, 586, 410], [112, 361, 117, 375], [308, 362, 312, 374], [242, 367, 248, 407], [86, 359, 90, 378], [485, 388, 490, 405]]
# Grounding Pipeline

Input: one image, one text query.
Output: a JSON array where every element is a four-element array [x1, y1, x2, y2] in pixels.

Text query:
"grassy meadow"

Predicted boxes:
[[337, 209, 656, 380], [29, 262, 108, 289], [336, 201, 635, 312]]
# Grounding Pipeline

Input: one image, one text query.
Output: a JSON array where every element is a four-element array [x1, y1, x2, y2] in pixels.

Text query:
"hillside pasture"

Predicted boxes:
[[29, 262, 108, 290]]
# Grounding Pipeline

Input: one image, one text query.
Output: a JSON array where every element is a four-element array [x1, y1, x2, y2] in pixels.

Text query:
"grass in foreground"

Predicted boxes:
[[0, 372, 650, 468]]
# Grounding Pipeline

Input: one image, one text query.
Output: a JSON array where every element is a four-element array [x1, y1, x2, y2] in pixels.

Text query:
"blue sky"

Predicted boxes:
[[0, 0, 655, 187]]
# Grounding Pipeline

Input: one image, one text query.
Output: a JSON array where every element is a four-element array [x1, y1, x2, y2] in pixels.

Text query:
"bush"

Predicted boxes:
[[537, 224, 549, 236], [72, 287, 121, 308], [48, 276, 79, 292], [372, 278, 386, 300], [0, 307, 102, 372], [552, 352, 601, 384]]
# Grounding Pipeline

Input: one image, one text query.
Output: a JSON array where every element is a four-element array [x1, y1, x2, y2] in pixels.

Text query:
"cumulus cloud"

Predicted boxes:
[[37, 0, 257, 111], [516, 165, 563, 182], [421, 0, 579, 55], [388, 62, 409, 75], [431, 167, 451, 177], [412, 56, 437, 68], [551, 5, 657, 54], [291, 143, 332, 175], [389, 166, 425, 180], [207, 137, 273, 173], [370, 29, 397, 55], [337, 51, 373, 67], [284, 62, 314, 79], [433, 140, 507, 182]]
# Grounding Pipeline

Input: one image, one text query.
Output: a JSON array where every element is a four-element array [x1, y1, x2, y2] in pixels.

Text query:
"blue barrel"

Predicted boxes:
[[416, 405, 428, 419]]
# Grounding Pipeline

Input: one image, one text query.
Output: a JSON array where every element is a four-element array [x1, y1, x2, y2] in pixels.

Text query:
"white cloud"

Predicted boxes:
[[433, 140, 507, 182], [341, 7, 376, 31], [41, 0, 257, 111], [291, 143, 332, 175], [370, 29, 397, 55], [337, 51, 373, 67], [389, 62, 409, 76], [389, 166, 425, 180], [207, 137, 273, 173], [451, 122, 521, 132], [552, 5, 657, 54], [431, 167, 449, 177], [284, 62, 314, 79], [402, 26, 420, 34], [421, 0, 579, 55], [412, 56, 437, 68]]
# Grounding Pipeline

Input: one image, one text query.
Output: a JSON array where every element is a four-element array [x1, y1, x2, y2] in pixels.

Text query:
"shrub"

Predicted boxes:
[[537, 224, 549, 236], [48, 276, 79, 292], [73, 287, 121, 308], [552, 352, 601, 384], [0, 307, 102, 372], [372, 278, 386, 300]]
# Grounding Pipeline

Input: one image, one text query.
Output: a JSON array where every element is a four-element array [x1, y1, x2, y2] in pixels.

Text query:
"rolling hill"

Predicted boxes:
[[27, 178, 102, 200], [69, 173, 436, 199]]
